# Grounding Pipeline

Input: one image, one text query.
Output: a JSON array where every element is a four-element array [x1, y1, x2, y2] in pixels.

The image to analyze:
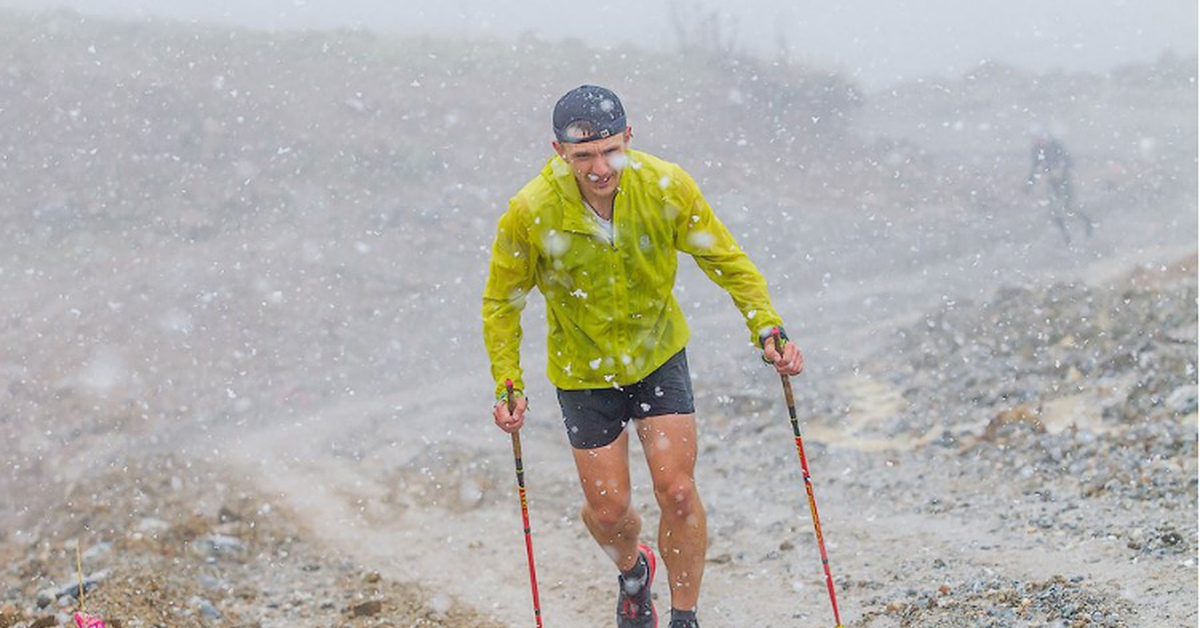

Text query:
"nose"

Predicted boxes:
[[591, 156, 611, 178]]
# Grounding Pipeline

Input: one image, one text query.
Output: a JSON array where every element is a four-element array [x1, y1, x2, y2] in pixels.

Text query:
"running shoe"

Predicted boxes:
[[616, 543, 657, 628]]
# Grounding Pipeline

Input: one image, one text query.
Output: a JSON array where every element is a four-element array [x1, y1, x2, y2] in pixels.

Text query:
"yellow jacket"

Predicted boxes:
[[482, 149, 783, 397]]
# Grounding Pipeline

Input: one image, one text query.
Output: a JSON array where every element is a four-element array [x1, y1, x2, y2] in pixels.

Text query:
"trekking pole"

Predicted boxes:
[[506, 379, 544, 628], [770, 329, 844, 628]]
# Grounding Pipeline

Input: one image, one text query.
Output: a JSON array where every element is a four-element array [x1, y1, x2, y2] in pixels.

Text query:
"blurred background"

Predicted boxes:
[[1, 0, 1195, 89], [1, 0, 1194, 434]]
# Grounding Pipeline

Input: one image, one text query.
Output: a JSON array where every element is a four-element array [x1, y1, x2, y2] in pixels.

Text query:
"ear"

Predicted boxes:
[[623, 126, 633, 144]]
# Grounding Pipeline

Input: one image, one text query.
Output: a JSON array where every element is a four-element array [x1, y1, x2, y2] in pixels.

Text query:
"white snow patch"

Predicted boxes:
[[686, 230, 716, 250]]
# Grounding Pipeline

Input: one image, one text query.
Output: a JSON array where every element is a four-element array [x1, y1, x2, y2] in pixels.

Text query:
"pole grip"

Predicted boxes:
[[506, 379, 521, 459], [771, 328, 797, 411], [771, 326, 785, 354]]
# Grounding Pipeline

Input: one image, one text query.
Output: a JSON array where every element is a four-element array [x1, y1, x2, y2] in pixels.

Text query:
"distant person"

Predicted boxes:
[[482, 85, 803, 628], [1025, 127, 1096, 244]]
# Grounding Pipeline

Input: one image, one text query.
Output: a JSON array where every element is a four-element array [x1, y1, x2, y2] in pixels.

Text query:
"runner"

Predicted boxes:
[[1026, 126, 1096, 244], [482, 85, 803, 628]]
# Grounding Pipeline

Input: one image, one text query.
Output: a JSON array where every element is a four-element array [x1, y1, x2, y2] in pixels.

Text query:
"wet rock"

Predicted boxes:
[[217, 506, 243, 523], [56, 571, 109, 602], [35, 590, 55, 609], [190, 597, 222, 621], [0, 606, 23, 628], [1165, 385, 1197, 415], [191, 535, 246, 560], [350, 600, 382, 617]]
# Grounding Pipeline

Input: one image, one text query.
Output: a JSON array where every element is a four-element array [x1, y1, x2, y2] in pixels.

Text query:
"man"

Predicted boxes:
[[1025, 126, 1095, 244], [482, 85, 803, 628]]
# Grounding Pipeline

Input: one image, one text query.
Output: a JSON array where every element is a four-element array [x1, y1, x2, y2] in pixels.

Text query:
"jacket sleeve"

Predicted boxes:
[[482, 197, 537, 398], [671, 167, 784, 346]]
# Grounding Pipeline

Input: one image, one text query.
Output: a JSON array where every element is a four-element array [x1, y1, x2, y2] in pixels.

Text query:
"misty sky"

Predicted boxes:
[[0, 0, 1196, 88]]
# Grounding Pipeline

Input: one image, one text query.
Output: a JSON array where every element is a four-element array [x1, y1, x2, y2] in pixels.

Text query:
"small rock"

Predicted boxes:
[[217, 506, 243, 523], [35, 590, 55, 609], [779, 540, 795, 551], [350, 600, 382, 617], [0, 607, 23, 628], [57, 571, 109, 601], [1159, 529, 1183, 546], [29, 616, 56, 628], [1166, 385, 1197, 414], [363, 571, 381, 584], [198, 575, 224, 591], [195, 599, 222, 621], [191, 535, 246, 559], [706, 553, 732, 565]]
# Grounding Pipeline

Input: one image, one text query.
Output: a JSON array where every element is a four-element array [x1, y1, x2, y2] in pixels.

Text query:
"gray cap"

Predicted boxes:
[[553, 85, 626, 144]]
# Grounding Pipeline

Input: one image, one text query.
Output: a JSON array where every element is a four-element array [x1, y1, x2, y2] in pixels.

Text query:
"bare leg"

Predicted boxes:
[[637, 414, 706, 612], [572, 430, 643, 572]]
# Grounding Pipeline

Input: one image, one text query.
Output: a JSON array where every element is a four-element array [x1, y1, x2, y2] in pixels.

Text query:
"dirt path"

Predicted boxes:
[[218, 300, 1193, 628], [216, 371, 1195, 626]]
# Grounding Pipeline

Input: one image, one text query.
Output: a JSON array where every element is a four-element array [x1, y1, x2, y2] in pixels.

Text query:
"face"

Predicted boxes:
[[554, 127, 632, 200]]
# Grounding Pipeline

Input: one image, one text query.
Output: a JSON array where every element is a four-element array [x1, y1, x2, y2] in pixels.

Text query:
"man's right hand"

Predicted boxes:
[[493, 395, 528, 433]]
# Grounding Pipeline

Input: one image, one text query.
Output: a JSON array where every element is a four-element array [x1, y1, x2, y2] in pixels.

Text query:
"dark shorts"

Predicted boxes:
[[556, 349, 695, 450]]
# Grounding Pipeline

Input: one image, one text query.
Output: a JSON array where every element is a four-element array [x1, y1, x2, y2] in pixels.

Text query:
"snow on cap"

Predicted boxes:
[[553, 85, 627, 144]]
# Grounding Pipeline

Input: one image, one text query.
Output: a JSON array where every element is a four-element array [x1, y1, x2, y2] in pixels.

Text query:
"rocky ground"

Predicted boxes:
[[0, 454, 504, 628], [2, 252, 1193, 628]]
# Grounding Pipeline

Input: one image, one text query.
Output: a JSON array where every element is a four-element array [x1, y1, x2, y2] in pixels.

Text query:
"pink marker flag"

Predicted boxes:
[[74, 612, 106, 628]]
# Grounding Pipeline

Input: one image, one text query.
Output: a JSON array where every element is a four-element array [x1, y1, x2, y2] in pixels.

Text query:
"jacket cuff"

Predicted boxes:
[[758, 325, 789, 349]]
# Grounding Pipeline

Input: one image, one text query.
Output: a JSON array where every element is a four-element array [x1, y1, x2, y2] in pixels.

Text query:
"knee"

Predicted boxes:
[[583, 494, 632, 529], [654, 477, 699, 518]]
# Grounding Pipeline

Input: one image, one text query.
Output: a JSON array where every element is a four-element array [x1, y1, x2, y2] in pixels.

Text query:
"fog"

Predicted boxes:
[[1, 0, 1195, 88], [0, 2, 1196, 627]]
